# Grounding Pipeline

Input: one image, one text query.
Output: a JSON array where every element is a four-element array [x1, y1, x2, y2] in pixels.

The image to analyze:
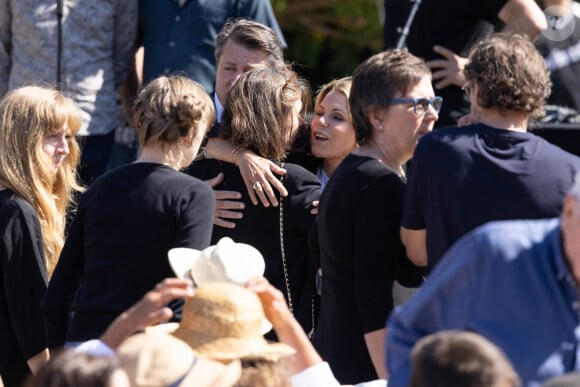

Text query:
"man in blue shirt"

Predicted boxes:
[[386, 172, 580, 386], [138, 0, 286, 95]]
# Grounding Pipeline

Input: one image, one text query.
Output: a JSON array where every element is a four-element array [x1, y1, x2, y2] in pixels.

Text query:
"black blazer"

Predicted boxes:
[[188, 159, 321, 333]]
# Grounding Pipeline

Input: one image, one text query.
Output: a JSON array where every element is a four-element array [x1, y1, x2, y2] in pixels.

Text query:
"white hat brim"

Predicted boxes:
[[168, 247, 203, 281]]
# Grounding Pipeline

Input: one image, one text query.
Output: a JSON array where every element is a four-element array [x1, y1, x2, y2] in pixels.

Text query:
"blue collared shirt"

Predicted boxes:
[[386, 218, 580, 387], [139, 0, 286, 95]]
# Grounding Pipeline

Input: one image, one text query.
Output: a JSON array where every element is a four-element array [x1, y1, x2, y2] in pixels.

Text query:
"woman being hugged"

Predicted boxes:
[[313, 50, 437, 383], [308, 76, 356, 191], [0, 86, 82, 386], [44, 75, 216, 349], [189, 67, 320, 336]]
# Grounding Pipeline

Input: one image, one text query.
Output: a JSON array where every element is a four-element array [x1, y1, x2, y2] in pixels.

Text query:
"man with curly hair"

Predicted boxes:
[[400, 32, 580, 270]]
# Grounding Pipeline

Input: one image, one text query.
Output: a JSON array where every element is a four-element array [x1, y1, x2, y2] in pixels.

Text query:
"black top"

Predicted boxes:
[[188, 159, 320, 333], [383, 0, 506, 127], [0, 190, 48, 387], [403, 124, 580, 268], [312, 154, 414, 384], [44, 163, 215, 346]]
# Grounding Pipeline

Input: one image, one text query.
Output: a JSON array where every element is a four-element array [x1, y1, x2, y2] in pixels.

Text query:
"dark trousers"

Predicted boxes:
[[78, 131, 115, 186]]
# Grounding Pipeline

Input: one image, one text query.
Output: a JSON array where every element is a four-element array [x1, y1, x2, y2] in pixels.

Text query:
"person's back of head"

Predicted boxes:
[[117, 330, 241, 387], [234, 359, 291, 387], [220, 67, 309, 161], [25, 350, 126, 387], [133, 75, 215, 149], [410, 330, 520, 387], [215, 18, 284, 70], [464, 32, 551, 120]]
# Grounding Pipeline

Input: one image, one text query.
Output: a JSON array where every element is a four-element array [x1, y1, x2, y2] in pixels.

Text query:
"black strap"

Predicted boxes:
[[56, 0, 64, 89]]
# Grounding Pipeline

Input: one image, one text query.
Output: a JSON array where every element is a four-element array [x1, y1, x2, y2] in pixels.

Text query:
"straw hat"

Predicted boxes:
[[117, 330, 241, 387], [168, 237, 265, 286], [168, 281, 295, 363]]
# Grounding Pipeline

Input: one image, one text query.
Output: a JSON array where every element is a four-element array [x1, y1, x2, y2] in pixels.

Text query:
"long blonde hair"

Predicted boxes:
[[0, 86, 83, 276]]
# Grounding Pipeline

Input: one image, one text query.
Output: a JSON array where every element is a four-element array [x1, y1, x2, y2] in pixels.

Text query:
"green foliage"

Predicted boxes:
[[272, 0, 383, 90]]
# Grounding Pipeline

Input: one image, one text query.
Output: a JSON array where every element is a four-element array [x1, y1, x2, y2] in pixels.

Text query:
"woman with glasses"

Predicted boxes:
[[312, 50, 436, 384], [188, 66, 321, 337]]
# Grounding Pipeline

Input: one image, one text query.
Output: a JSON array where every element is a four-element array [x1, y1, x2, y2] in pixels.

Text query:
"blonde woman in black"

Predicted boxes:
[[0, 86, 83, 386]]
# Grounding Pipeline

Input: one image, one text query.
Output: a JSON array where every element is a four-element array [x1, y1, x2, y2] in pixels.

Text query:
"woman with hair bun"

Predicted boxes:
[[44, 75, 216, 349]]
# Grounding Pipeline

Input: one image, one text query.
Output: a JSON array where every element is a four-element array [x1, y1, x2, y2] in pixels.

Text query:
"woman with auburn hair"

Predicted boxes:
[[0, 86, 83, 386], [188, 66, 320, 336], [44, 75, 216, 349]]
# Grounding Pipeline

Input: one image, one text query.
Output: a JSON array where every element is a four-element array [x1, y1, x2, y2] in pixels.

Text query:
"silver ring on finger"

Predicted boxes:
[[252, 182, 263, 192]]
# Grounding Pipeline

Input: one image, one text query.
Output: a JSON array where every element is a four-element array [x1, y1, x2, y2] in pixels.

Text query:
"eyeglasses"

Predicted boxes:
[[389, 96, 443, 115]]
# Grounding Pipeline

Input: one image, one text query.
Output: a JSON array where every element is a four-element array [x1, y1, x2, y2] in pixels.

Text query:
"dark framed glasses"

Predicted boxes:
[[389, 96, 443, 115]]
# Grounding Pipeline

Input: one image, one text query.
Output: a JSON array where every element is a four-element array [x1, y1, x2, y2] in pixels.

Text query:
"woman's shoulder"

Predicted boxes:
[[0, 189, 35, 218], [340, 154, 402, 180], [0, 189, 40, 235]]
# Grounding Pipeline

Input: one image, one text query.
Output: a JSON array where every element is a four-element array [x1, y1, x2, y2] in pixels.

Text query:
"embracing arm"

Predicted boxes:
[[205, 137, 288, 206]]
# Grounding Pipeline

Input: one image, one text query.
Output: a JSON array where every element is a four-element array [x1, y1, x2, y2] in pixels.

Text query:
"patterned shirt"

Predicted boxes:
[[0, 0, 138, 135]]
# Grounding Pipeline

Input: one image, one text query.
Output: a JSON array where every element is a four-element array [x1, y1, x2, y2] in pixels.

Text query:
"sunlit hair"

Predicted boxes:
[[464, 32, 551, 119], [350, 50, 431, 145], [134, 75, 216, 149], [25, 350, 121, 387], [220, 67, 310, 161], [314, 76, 353, 122], [234, 359, 291, 387], [410, 330, 520, 387], [215, 18, 284, 70], [0, 86, 82, 276]]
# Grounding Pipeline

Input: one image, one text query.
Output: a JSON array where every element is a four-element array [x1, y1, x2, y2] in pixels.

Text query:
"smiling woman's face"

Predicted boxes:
[[310, 90, 356, 168]]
